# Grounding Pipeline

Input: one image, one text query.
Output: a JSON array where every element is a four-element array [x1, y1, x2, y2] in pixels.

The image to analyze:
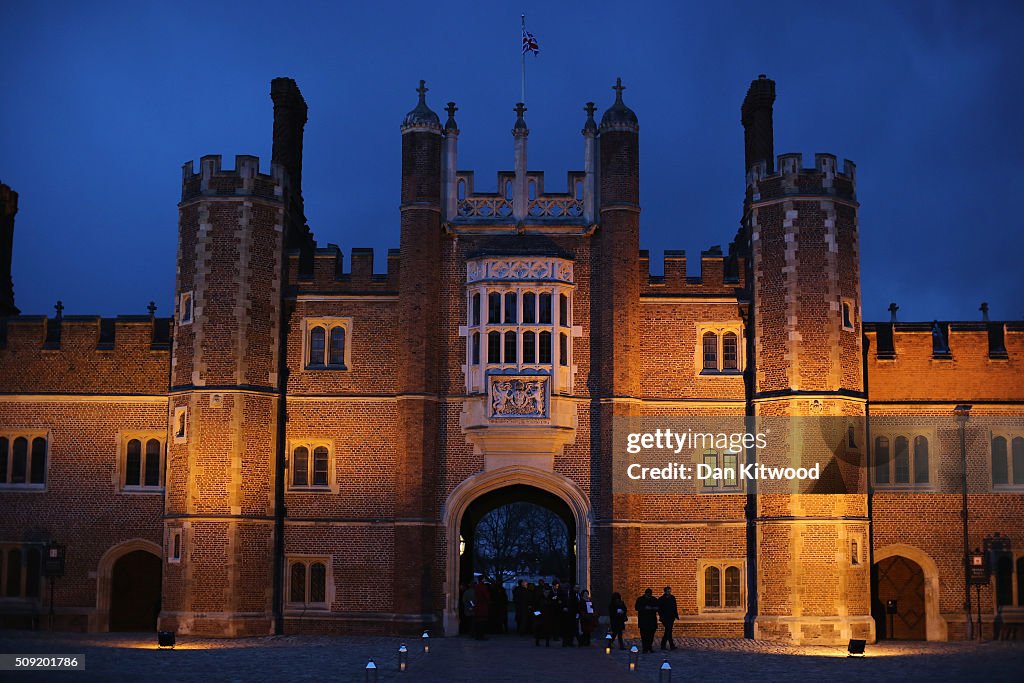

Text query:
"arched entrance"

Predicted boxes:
[[873, 544, 946, 641], [94, 539, 163, 632], [109, 550, 162, 631], [460, 485, 576, 588], [441, 467, 591, 635]]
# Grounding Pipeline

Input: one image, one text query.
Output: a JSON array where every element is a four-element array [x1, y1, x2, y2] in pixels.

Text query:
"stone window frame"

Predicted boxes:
[[178, 291, 194, 326], [285, 554, 333, 611], [167, 527, 184, 564], [698, 449, 745, 493], [841, 297, 857, 332], [303, 317, 353, 371], [0, 431, 50, 491], [695, 323, 744, 376], [287, 439, 337, 493], [0, 543, 44, 601], [697, 559, 745, 613], [989, 432, 1024, 491], [117, 431, 165, 493], [871, 428, 936, 490], [172, 407, 188, 444]]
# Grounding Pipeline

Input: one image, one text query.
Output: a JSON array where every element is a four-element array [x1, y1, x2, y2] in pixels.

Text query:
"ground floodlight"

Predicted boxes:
[[847, 639, 866, 657]]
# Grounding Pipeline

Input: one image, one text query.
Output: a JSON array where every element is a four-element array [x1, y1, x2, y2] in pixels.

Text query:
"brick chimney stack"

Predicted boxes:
[[741, 74, 776, 174], [271, 78, 314, 261], [0, 183, 18, 316]]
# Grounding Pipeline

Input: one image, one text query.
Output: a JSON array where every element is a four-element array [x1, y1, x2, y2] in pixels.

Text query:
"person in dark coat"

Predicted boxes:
[[657, 586, 679, 650], [608, 592, 628, 650], [473, 578, 490, 640], [557, 583, 576, 646], [578, 589, 595, 645], [635, 588, 659, 653], [513, 579, 529, 635], [533, 586, 552, 647]]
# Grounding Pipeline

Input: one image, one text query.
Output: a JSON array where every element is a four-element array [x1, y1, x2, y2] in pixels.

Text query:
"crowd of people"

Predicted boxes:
[[458, 577, 680, 652]]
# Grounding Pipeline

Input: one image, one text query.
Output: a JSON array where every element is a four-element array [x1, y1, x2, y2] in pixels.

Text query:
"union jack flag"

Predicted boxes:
[[522, 27, 539, 56]]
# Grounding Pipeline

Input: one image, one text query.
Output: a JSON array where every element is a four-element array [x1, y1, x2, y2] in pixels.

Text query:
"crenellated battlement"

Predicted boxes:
[[640, 246, 745, 296], [180, 154, 286, 203], [864, 320, 1024, 361], [746, 153, 857, 203], [288, 245, 400, 294], [0, 313, 171, 351], [0, 313, 172, 395]]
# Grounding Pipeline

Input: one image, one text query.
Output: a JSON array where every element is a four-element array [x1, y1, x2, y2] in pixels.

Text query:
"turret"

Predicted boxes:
[[0, 183, 18, 316], [743, 78, 871, 646], [395, 80, 443, 628]]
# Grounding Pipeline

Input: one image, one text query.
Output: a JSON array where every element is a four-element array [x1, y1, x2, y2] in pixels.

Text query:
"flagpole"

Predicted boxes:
[[521, 14, 526, 103]]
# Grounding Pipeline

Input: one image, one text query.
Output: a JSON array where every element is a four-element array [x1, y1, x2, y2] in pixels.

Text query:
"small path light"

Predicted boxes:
[[398, 643, 408, 672], [604, 632, 613, 654], [659, 658, 672, 682], [847, 639, 866, 657], [422, 630, 430, 653], [156, 631, 175, 649], [628, 645, 639, 672], [365, 658, 378, 682]]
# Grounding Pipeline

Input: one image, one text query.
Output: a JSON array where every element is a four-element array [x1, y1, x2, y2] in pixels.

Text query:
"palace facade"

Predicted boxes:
[[0, 75, 1021, 644]]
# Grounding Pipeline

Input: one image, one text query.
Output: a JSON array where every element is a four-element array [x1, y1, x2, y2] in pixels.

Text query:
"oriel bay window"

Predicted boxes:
[[463, 257, 577, 396]]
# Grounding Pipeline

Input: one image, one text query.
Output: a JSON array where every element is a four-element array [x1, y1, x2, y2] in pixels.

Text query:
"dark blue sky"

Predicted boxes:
[[2, 1, 1021, 321]]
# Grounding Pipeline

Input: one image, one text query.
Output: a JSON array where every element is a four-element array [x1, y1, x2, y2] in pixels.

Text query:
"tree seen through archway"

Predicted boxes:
[[473, 502, 569, 585]]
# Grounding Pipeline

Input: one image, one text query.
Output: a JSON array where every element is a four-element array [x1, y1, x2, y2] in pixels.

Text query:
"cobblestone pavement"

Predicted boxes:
[[1, 631, 1022, 682]]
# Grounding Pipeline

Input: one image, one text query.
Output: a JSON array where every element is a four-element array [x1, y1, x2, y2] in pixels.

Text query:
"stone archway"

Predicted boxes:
[[874, 544, 946, 641], [440, 467, 591, 635], [94, 539, 163, 632]]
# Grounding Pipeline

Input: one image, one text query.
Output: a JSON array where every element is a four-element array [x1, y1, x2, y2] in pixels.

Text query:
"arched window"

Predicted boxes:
[[704, 566, 720, 608], [522, 293, 536, 324], [875, 436, 890, 484], [504, 331, 517, 363], [488, 292, 501, 324], [11, 437, 27, 484], [893, 436, 910, 484], [6, 549, 21, 597], [504, 293, 517, 324], [724, 566, 741, 607], [310, 562, 327, 603], [328, 327, 346, 366], [488, 331, 501, 363], [702, 332, 718, 371], [1013, 437, 1024, 485], [145, 439, 161, 487], [993, 436, 1009, 485], [308, 326, 326, 366], [312, 447, 329, 486], [125, 439, 142, 487], [523, 331, 536, 364], [471, 293, 481, 326], [913, 436, 929, 484], [292, 446, 309, 487], [289, 562, 306, 603], [539, 293, 552, 324], [25, 548, 41, 599], [842, 302, 853, 329], [851, 540, 860, 566], [29, 437, 46, 484], [539, 331, 552, 364], [722, 332, 738, 370], [471, 332, 480, 365], [559, 294, 568, 327]]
